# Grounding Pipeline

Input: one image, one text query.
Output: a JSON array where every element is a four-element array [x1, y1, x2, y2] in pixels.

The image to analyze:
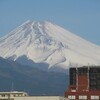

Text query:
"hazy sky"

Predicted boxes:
[[0, 0, 100, 45]]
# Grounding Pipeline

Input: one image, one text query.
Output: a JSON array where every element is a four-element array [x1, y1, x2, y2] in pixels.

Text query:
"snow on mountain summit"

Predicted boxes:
[[0, 20, 100, 72]]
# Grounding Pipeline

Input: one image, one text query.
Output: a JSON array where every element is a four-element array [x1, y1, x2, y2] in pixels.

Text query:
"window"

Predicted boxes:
[[68, 95, 76, 99], [91, 96, 99, 100], [79, 95, 87, 100], [13, 94, 16, 97], [1, 94, 5, 97]]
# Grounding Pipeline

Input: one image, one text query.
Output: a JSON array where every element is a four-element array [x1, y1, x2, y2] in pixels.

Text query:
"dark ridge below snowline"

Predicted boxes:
[[0, 57, 69, 95], [12, 55, 68, 74]]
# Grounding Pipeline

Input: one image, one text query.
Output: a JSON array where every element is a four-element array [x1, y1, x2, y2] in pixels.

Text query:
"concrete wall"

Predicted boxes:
[[14, 96, 69, 100]]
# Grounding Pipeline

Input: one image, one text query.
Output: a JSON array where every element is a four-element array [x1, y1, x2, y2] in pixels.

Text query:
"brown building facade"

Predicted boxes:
[[65, 66, 100, 100]]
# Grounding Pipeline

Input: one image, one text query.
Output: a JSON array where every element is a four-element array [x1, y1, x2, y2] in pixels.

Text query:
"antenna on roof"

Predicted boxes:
[[27, 89, 29, 95], [11, 82, 14, 92]]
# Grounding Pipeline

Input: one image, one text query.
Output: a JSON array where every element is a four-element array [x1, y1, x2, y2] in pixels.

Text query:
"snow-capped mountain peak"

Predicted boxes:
[[0, 20, 100, 72]]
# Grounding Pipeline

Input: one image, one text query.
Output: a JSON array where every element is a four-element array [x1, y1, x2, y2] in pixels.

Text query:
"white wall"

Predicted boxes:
[[14, 96, 69, 100]]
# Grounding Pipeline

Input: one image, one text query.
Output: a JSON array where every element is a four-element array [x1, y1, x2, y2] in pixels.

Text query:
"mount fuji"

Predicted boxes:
[[0, 20, 100, 73]]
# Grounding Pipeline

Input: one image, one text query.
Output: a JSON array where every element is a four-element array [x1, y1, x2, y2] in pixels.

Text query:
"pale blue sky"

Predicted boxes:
[[0, 0, 100, 45]]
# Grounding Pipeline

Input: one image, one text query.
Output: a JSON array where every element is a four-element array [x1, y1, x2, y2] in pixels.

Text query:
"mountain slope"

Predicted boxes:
[[0, 20, 100, 72], [0, 57, 68, 95]]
